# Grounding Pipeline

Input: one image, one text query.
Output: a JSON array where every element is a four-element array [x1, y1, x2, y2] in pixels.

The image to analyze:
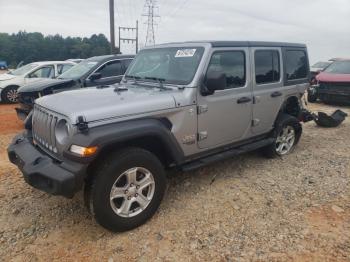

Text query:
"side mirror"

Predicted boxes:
[[201, 71, 226, 96], [89, 72, 102, 81]]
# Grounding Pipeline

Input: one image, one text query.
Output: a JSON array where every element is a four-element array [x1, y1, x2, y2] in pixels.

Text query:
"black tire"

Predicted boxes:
[[307, 91, 317, 103], [85, 147, 166, 232], [262, 114, 302, 158], [1, 86, 19, 103]]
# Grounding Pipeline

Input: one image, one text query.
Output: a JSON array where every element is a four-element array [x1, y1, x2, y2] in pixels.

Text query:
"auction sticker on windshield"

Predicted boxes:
[[175, 49, 197, 58]]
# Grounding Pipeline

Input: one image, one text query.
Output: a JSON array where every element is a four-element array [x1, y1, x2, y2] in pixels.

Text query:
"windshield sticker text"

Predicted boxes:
[[175, 49, 197, 58]]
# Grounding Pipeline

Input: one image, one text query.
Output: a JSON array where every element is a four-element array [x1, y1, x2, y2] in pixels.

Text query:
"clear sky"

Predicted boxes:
[[0, 0, 349, 63]]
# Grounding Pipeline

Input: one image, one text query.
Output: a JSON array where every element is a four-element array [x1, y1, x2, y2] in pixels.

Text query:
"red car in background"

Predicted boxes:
[[308, 59, 350, 103]]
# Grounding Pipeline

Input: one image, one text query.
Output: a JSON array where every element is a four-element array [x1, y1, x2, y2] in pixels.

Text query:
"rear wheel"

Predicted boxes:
[[85, 148, 166, 232], [1, 86, 19, 103], [263, 114, 302, 158]]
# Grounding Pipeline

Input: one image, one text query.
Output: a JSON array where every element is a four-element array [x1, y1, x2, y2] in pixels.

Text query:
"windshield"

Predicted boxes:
[[9, 63, 38, 76], [126, 47, 205, 85], [324, 61, 350, 74], [312, 62, 331, 69], [58, 60, 98, 79]]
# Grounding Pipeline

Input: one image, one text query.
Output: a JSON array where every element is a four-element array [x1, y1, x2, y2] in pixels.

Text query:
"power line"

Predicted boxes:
[[166, 0, 190, 18], [142, 0, 160, 46]]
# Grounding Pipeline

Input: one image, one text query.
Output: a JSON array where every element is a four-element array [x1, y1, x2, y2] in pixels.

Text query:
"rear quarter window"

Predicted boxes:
[[285, 50, 308, 80]]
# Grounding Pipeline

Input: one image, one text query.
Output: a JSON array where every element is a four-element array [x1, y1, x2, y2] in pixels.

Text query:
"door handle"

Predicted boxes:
[[271, 91, 282, 98], [237, 97, 252, 104]]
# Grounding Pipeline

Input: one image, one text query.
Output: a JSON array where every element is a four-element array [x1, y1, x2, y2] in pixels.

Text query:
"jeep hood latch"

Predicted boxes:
[[76, 116, 89, 133]]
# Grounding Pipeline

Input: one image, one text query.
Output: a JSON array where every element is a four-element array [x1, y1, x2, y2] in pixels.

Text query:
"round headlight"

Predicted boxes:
[[55, 119, 70, 145]]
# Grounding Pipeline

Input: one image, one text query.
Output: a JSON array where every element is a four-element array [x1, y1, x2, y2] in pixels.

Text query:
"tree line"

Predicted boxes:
[[0, 31, 118, 67]]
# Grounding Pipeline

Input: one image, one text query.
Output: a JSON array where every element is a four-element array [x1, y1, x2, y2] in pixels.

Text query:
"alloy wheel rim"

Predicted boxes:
[[7, 89, 18, 102], [275, 126, 295, 155], [110, 167, 155, 218]]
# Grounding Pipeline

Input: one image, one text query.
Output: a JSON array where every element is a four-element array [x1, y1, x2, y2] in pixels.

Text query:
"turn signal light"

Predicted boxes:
[[70, 145, 98, 157]]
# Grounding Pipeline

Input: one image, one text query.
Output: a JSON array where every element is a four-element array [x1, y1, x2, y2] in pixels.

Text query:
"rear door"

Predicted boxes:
[[197, 48, 253, 149], [251, 48, 284, 135]]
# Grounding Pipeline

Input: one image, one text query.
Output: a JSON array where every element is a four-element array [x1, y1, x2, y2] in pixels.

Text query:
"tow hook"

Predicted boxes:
[[15, 137, 24, 145]]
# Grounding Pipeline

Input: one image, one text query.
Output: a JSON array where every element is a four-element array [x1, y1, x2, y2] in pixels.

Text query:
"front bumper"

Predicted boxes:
[[7, 132, 87, 198], [309, 85, 350, 102]]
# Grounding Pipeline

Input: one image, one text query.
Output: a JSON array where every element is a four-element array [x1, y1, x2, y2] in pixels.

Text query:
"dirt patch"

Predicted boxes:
[[0, 102, 349, 261], [0, 104, 23, 134]]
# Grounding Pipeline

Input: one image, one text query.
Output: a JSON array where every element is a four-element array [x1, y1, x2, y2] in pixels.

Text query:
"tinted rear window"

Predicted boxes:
[[285, 50, 308, 80], [255, 50, 280, 84]]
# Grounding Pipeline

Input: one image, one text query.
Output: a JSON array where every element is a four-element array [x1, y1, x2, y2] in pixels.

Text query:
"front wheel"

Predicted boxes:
[[86, 148, 166, 232], [1, 86, 19, 103], [263, 114, 302, 158]]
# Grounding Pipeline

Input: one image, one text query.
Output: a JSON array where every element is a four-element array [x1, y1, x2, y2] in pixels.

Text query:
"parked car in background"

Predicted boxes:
[[0, 61, 76, 103], [310, 61, 332, 83], [16, 55, 134, 119], [308, 59, 350, 103], [0, 61, 8, 70], [66, 59, 84, 64], [8, 41, 310, 231]]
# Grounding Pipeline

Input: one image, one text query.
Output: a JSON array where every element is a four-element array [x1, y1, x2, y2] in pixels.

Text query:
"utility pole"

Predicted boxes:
[[118, 21, 139, 54], [109, 0, 116, 54], [142, 0, 159, 46]]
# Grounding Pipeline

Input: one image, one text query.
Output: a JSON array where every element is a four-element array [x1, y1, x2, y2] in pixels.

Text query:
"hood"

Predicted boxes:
[[0, 73, 16, 81], [36, 84, 179, 123], [18, 78, 76, 93], [317, 72, 350, 83]]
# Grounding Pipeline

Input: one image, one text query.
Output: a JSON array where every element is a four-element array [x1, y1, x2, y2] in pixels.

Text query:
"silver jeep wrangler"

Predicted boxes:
[[8, 41, 310, 232]]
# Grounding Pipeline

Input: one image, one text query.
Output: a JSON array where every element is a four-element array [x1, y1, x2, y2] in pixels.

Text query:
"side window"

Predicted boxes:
[[58, 64, 74, 75], [29, 65, 55, 78], [255, 50, 280, 84], [96, 60, 122, 78], [285, 50, 308, 80], [207, 51, 246, 89]]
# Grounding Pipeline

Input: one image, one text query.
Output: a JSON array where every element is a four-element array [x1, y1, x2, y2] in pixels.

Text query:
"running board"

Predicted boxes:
[[181, 138, 275, 172]]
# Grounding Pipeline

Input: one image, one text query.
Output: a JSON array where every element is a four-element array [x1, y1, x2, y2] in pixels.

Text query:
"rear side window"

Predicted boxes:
[[285, 50, 308, 80], [207, 51, 246, 89], [255, 50, 280, 84]]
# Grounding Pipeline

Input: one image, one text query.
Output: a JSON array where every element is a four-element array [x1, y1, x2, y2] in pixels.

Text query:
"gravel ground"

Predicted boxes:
[[0, 102, 349, 262]]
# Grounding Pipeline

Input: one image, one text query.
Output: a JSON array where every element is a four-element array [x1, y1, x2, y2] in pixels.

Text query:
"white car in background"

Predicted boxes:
[[0, 61, 75, 103]]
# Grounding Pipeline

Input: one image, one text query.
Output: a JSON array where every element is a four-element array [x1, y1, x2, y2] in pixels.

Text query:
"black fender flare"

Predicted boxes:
[[64, 118, 185, 165]]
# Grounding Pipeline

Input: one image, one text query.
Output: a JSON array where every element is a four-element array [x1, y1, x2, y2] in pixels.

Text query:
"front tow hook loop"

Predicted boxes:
[[15, 138, 24, 145], [33, 157, 43, 166]]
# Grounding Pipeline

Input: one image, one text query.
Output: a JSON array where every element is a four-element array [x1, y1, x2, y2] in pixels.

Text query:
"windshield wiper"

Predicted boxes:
[[144, 77, 167, 90], [124, 74, 141, 84]]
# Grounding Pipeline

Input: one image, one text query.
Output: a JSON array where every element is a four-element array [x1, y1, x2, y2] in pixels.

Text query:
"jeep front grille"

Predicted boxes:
[[32, 105, 59, 154]]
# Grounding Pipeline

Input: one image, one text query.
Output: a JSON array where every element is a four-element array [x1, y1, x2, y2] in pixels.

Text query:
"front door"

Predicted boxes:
[[197, 48, 253, 149], [85, 60, 124, 87]]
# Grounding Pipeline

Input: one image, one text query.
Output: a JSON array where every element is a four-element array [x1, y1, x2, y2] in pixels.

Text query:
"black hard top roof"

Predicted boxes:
[[208, 41, 306, 48], [157, 41, 306, 48]]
